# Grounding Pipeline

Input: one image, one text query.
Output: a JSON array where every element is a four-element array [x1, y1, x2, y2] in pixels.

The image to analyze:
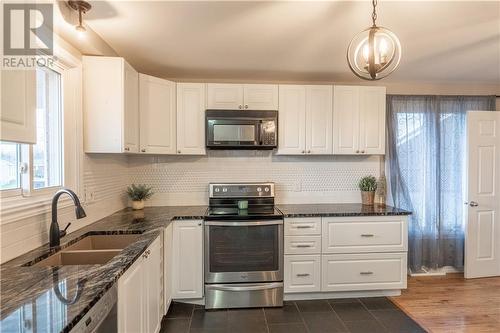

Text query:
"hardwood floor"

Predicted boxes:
[[390, 273, 500, 333]]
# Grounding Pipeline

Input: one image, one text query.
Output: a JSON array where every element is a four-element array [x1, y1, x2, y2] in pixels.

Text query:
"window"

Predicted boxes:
[[0, 66, 63, 196]]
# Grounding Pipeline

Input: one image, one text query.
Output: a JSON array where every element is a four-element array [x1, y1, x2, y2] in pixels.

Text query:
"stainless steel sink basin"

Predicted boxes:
[[30, 233, 141, 267], [35, 250, 122, 267], [63, 234, 140, 251]]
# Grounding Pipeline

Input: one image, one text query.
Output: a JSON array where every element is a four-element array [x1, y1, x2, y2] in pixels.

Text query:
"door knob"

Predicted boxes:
[[469, 201, 479, 207]]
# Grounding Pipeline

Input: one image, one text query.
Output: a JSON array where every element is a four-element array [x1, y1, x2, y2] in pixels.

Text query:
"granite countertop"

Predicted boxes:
[[277, 203, 411, 217], [0, 206, 207, 333], [0, 203, 410, 333]]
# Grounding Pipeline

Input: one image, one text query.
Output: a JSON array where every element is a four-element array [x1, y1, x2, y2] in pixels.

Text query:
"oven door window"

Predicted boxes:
[[209, 225, 279, 272], [213, 124, 256, 143]]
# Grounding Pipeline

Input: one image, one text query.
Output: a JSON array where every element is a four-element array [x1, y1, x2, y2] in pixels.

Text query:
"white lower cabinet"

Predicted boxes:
[[118, 235, 162, 333], [321, 253, 407, 292], [164, 223, 173, 314], [172, 220, 204, 299], [284, 255, 321, 293]]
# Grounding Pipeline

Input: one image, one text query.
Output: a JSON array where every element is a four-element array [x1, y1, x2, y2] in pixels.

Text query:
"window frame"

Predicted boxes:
[[0, 39, 83, 223]]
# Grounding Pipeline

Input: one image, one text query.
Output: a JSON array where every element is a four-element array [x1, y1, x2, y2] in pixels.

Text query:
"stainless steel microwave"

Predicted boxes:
[[206, 110, 278, 149]]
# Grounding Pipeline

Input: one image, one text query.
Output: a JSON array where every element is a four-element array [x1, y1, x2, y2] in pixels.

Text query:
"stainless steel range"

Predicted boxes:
[[204, 182, 284, 309]]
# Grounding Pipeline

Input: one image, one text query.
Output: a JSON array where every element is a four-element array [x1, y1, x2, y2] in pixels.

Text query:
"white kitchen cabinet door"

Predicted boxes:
[[0, 69, 37, 143], [284, 255, 321, 293], [164, 223, 173, 314], [358, 86, 386, 154], [277, 85, 306, 155], [243, 84, 279, 110], [333, 85, 359, 154], [123, 61, 139, 153], [207, 83, 244, 110], [176, 83, 206, 155], [139, 74, 176, 154], [305, 85, 333, 154], [83, 56, 139, 153], [145, 237, 162, 333], [172, 220, 204, 299], [118, 255, 144, 333]]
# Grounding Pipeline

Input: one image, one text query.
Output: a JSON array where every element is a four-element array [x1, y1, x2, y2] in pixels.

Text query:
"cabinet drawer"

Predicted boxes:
[[285, 218, 321, 236], [284, 255, 321, 293], [322, 253, 407, 292], [322, 217, 408, 253], [285, 236, 321, 254]]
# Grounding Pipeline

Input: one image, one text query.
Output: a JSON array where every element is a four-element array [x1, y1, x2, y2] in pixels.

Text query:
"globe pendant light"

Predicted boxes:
[[347, 0, 401, 80]]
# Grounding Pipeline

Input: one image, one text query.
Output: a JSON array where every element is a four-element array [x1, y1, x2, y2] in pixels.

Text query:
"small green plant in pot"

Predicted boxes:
[[126, 184, 154, 210], [358, 176, 377, 205]]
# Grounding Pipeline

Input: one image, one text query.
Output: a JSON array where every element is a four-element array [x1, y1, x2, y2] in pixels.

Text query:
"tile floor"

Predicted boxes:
[[160, 298, 426, 333]]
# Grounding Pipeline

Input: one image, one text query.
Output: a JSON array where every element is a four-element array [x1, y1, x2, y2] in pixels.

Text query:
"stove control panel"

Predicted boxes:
[[209, 183, 275, 198]]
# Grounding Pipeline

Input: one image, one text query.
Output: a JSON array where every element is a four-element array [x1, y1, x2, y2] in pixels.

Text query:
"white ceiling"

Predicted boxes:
[[84, 1, 500, 85]]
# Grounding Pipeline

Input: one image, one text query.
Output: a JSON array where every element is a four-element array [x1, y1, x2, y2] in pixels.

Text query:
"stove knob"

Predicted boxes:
[[214, 188, 220, 193], [264, 187, 270, 192], [257, 187, 262, 192], [222, 187, 228, 193]]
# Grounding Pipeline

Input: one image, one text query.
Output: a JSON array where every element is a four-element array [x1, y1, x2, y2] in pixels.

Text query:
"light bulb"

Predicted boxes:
[[378, 37, 388, 64], [362, 43, 369, 62], [76, 24, 86, 39]]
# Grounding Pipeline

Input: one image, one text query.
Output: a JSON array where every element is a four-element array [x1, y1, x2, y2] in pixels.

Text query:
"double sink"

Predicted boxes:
[[25, 233, 141, 267]]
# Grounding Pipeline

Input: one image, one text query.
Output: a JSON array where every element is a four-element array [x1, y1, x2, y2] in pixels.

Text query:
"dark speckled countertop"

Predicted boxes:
[[0, 206, 207, 333], [0, 203, 409, 333], [276, 203, 411, 217]]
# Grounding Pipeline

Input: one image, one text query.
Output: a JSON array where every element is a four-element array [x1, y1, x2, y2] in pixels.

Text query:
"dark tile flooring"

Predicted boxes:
[[160, 298, 427, 333]]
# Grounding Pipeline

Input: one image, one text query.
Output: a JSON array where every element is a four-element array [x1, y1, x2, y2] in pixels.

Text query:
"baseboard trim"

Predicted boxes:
[[284, 290, 402, 301]]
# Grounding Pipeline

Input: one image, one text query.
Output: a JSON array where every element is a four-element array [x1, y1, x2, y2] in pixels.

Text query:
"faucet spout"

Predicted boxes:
[[50, 188, 87, 248]]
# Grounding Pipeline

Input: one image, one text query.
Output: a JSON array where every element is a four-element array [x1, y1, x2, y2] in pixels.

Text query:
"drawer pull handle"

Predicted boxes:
[[361, 234, 374, 237], [296, 226, 312, 229], [295, 244, 311, 248], [296, 273, 310, 277], [360, 271, 374, 275]]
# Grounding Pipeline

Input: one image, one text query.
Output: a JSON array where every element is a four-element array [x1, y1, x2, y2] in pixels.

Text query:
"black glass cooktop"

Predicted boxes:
[[205, 206, 283, 221]]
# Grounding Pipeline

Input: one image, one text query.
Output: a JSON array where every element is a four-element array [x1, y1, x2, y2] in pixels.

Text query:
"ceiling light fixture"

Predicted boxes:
[[68, 0, 92, 37], [347, 0, 401, 80]]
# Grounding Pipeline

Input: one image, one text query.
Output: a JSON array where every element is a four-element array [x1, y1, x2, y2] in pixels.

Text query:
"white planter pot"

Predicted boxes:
[[132, 200, 145, 210]]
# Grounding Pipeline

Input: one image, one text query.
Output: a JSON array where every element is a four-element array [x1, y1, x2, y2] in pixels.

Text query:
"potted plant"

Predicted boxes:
[[126, 184, 154, 210], [358, 176, 377, 205]]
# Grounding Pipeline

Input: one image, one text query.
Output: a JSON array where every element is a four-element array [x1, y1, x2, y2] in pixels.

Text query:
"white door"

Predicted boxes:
[[0, 69, 37, 144], [118, 257, 144, 332], [172, 220, 204, 298], [243, 84, 279, 110], [284, 255, 321, 293], [176, 83, 206, 155], [207, 83, 243, 110], [333, 86, 359, 154], [164, 224, 173, 314], [277, 85, 306, 155], [139, 74, 176, 154], [358, 86, 386, 154], [465, 111, 500, 278], [305, 85, 333, 154], [123, 61, 139, 153], [145, 237, 162, 333]]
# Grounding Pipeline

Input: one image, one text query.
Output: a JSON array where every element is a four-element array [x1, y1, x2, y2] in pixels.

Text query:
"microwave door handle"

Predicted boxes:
[[258, 120, 263, 145]]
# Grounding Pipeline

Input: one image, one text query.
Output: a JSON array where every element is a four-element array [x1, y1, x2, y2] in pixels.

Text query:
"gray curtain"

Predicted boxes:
[[386, 95, 495, 273]]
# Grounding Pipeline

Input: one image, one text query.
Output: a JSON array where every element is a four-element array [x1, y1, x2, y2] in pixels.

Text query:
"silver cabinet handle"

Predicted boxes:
[[296, 273, 310, 277], [124, 147, 130, 151], [198, 222, 202, 226], [360, 271, 373, 275], [296, 225, 312, 229], [356, 150, 360, 153], [361, 150, 366, 153], [295, 244, 312, 248], [244, 104, 249, 109], [141, 148, 146, 152], [238, 105, 242, 109], [177, 150, 181, 154], [301, 150, 305, 154], [469, 201, 479, 207], [361, 234, 374, 237], [307, 150, 311, 154]]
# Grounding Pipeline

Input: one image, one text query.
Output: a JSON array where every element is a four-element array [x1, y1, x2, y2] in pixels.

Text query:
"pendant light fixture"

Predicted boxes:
[[347, 0, 401, 80], [68, 1, 92, 37]]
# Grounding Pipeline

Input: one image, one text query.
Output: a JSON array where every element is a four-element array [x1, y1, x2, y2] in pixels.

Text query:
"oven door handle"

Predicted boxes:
[[206, 282, 283, 292], [204, 220, 283, 226]]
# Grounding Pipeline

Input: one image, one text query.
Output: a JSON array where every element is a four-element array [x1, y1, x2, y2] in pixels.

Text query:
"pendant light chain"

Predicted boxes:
[[372, 0, 378, 27]]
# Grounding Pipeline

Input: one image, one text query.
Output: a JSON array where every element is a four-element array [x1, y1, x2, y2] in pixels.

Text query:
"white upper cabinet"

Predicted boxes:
[[0, 69, 37, 144], [83, 56, 139, 153], [306, 85, 333, 154], [243, 84, 279, 110], [278, 85, 332, 155], [278, 85, 307, 154], [176, 83, 206, 155], [139, 74, 176, 154], [333, 85, 386, 155], [207, 83, 278, 110]]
